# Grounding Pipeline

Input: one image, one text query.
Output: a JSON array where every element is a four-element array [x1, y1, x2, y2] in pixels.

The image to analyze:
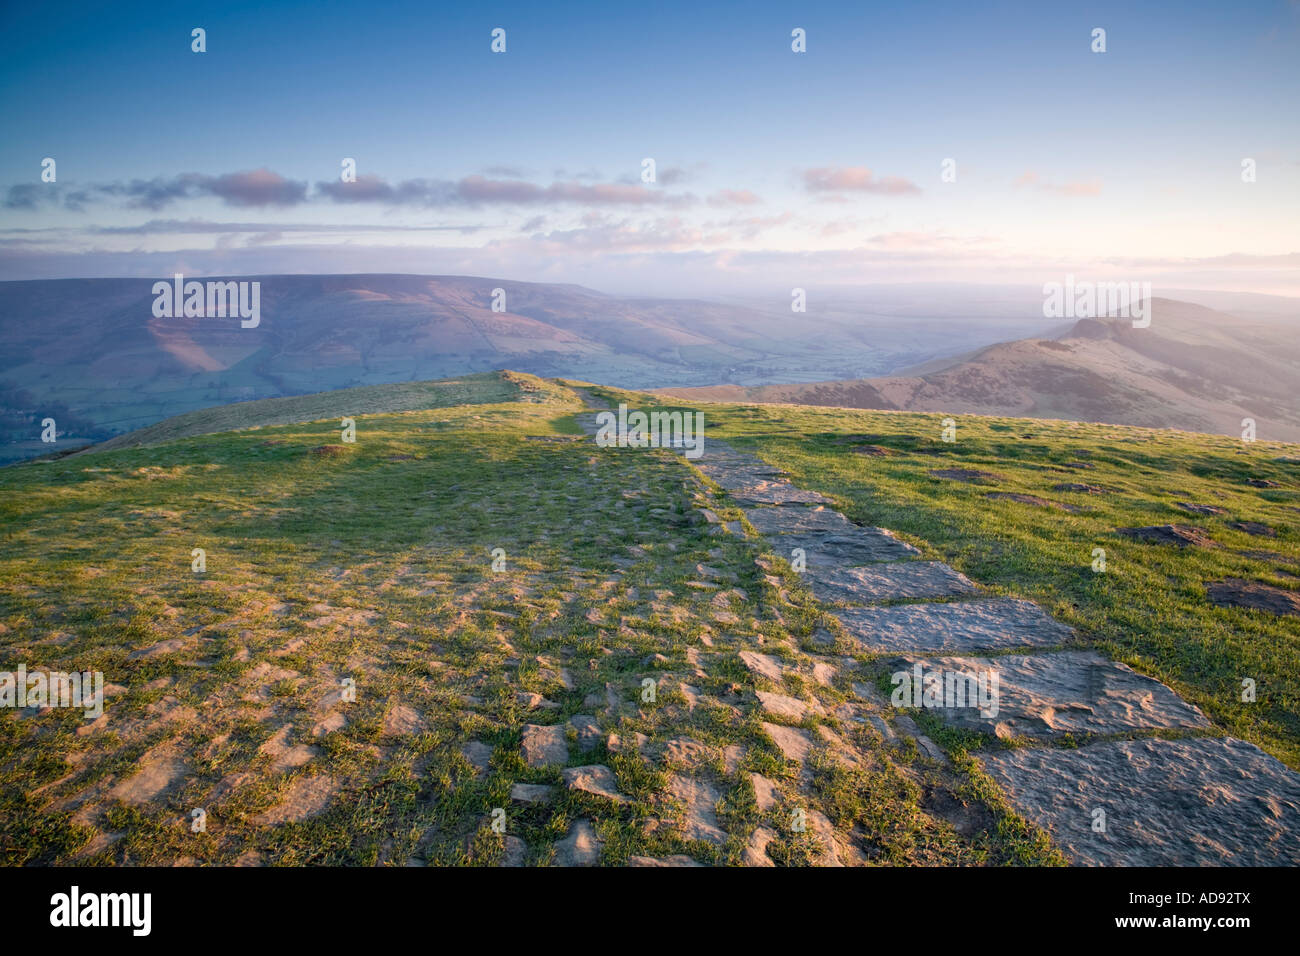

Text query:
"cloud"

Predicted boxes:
[[4, 182, 96, 212], [708, 189, 762, 206], [94, 169, 309, 209], [88, 218, 483, 236], [3, 183, 50, 210], [317, 174, 688, 208], [864, 230, 1002, 250], [1013, 171, 1102, 196], [6, 169, 701, 214], [315, 175, 457, 205], [204, 169, 308, 207], [802, 166, 921, 195]]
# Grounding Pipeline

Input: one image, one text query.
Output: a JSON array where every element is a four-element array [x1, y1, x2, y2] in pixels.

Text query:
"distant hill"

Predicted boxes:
[[656, 298, 1300, 441], [0, 273, 1006, 463]]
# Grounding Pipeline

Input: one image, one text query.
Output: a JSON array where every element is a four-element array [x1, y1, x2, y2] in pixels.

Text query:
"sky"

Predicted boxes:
[[1, 0, 1298, 296]]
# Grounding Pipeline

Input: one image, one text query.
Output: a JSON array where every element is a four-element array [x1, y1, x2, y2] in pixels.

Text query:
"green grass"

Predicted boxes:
[[79, 370, 565, 455], [16, 370, 1288, 866], [590, 386, 1300, 769]]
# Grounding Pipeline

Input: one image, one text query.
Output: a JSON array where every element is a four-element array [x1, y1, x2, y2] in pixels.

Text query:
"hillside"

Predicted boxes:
[[1, 274, 1064, 464], [1, 372, 1298, 866], [79, 371, 567, 455], [656, 298, 1300, 442]]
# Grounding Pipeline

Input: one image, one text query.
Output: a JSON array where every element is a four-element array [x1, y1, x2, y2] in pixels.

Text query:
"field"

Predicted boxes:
[[1, 372, 1296, 865]]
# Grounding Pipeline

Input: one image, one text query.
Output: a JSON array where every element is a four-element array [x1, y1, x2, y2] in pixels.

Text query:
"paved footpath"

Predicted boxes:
[[670, 430, 1300, 865]]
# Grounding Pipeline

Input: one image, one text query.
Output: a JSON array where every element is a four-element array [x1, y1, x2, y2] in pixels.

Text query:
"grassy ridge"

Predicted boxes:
[[595, 387, 1300, 768], [2, 374, 1059, 865], [75, 370, 569, 456]]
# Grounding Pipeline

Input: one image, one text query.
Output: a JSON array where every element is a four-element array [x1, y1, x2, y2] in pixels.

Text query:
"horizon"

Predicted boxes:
[[2, 0, 1298, 296]]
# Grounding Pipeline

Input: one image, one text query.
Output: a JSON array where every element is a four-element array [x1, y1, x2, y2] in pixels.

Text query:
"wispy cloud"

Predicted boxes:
[[318, 174, 690, 207], [1013, 171, 1102, 196], [802, 166, 921, 195], [708, 189, 762, 206]]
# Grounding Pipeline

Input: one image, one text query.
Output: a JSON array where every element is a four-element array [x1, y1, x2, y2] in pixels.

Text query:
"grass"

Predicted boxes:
[[11, 370, 1290, 866], [590, 386, 1300, 769], [0, 372, 1065, 866]]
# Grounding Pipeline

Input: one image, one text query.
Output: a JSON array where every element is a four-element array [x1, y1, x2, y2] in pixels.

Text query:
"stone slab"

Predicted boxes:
[[837, 598, 1076, 653], [746, 507, 922, 566], [979, 736, 1300, 866], [807, 562, 977, 604], [886, 651, 1211, 738]]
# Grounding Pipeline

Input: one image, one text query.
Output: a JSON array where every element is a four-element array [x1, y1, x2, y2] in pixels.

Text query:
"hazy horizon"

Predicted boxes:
[[3, 0, 1298, 296]]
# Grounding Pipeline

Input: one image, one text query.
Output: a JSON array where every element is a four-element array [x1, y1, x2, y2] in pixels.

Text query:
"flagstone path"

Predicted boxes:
[[576, 392, 1300, 866]]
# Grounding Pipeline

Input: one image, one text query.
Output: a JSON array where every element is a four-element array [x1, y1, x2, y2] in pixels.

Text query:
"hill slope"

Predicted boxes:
[[657, 298, 1300, 441], [1, 374, 1297, 866], [3, 274, 1051, 462], [79, 371, 567, 455]]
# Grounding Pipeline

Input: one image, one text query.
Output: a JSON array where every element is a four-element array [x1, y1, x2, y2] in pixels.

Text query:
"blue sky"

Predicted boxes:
[[2, 0, 1297, 294]]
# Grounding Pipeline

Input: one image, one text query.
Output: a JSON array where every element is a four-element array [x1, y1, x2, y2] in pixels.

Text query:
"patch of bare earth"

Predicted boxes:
[[1206, 579, 1300, 617], [1117, 524, 1216, 548]]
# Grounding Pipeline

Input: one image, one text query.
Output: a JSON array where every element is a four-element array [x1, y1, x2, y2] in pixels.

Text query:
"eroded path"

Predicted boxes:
[[673, 428, 1300, 865], [13, 378, 1293, 866]]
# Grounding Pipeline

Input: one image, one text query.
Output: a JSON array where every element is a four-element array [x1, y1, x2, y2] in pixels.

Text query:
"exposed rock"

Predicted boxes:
[[1229, 521, 1276, 537], [311, 712, 346, 737], [756, 690, 823, 720], [509, 783, 554, 805], [738, 647, 785, 686], [762, 722, 815, 764], [669, 775, 727, 844], [1175, 502, 1227, 516], [979, 737, 1300, 865], [742, 826, 777, 866], [569, 714, 602, 751], [607, 731, 649, 754], [806, 809, 845, 866], [128, 638, 188, 660], [517, 692, 559, 710], [252, 775, 338, 825], [838, 598, 1074, 653], [260, 724, 319, 773], [382, 703, 426, 736], [110, 755, 188, 805], [501, 835, 527, 867], [750, 773, 780, 811], [553, 819, 601, 866], [663, 737, 710, 767], [743, 507, 921, 565], [885, 651, 1211, 738], [561, 765, 628, 803], [806, 561, 978, 604], [723, 744, 745, 774], [520, 724, 568, 767], [461, 741, 494, 776], [1206, 579, 1300, 617], [866, 715, 895, 740], [811, 661, 837, 686], [1117, 524, 1215, 548]]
